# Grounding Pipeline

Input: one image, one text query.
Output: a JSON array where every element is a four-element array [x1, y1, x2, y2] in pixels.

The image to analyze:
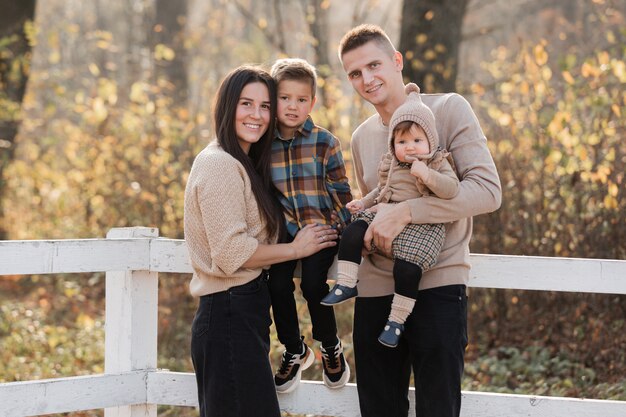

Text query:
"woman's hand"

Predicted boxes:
[[291, 223, 338, 259]]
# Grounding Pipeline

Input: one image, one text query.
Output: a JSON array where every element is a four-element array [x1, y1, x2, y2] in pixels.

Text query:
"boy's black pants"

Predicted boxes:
[[268, 233, 338, 350]]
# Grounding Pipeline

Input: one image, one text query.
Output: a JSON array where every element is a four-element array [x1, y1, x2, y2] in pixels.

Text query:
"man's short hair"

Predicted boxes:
[[270, 58, 317, 98], [338, 24, 396, 62]]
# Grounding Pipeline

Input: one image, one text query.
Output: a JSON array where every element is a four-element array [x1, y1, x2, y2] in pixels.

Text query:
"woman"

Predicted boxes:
[[184, 65, 338, 417]]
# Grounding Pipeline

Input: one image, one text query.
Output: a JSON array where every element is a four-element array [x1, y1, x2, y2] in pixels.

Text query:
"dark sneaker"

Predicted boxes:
[[378, 320, 404, 348], [320, 284, 358, 306], [320, 340, 350, 389], [274, 343, 314, 394]]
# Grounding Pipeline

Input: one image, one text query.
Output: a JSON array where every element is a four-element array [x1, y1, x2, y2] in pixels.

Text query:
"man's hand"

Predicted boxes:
[[363, 202, 412, 256], [410, 159, 430, 182]]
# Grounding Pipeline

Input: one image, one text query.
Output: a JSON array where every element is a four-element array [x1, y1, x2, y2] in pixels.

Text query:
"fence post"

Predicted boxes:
[[105, 227, 159, 417]]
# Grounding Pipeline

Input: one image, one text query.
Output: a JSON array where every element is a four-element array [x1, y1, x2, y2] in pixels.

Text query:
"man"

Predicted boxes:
[[338, 24, 501, 417]]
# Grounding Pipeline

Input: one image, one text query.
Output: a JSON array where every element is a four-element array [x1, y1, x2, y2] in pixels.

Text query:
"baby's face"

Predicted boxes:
[[393, 124, 430, 163]]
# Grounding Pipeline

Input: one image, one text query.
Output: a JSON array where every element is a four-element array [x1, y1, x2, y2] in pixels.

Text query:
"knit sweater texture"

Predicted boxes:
[[351, 92, 501, 297], [184, 141, 276, 297]]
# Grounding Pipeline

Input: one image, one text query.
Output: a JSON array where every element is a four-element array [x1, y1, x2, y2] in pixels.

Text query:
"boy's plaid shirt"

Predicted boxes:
[[271, 116, 352, 237]]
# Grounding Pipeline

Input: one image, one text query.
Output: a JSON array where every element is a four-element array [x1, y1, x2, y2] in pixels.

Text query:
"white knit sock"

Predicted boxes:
[[388, 293, 415, 324], [335, 260, 359, 288]]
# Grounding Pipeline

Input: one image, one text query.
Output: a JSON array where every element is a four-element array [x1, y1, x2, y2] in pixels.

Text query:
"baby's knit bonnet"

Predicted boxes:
[[388, 83, 439, 160]]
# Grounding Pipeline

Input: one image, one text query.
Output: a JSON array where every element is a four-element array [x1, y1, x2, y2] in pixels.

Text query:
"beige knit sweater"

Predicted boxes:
[[184, 141, 276, 297], [351, 93, 502, 296]]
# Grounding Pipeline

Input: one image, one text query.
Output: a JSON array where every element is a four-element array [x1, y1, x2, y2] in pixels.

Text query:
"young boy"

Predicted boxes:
[[268, 58, 352, 393], [321, 83, 459, 348]]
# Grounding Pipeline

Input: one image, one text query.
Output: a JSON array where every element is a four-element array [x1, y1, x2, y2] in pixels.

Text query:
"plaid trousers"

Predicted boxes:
[[353, 210, 445, 272]]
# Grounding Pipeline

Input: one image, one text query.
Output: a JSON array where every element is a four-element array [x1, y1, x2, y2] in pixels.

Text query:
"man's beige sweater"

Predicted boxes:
[[351, 93, 502, 297], [184, 141, 276, 297]]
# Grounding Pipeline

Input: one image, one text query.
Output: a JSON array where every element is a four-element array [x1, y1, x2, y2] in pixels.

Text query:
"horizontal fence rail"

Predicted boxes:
[[1, 227, 625, 417], [3, 370, 626, 417], [2, 236, 625, 294]]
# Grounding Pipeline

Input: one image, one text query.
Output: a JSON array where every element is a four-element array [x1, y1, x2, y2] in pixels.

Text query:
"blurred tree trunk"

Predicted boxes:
[[151, 0, 189, 103], [0, 0, 36, 239], [399, 0, 468, 93], [92, 0, 155, 101], [307, 0, 334, 129]]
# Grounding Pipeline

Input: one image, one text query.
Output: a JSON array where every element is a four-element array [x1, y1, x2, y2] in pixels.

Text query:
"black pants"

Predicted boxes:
[[190, 273, 280, 417], [268, 234, 338, 349], [353, 285, 468, 417], [340, 219, 421, 299]]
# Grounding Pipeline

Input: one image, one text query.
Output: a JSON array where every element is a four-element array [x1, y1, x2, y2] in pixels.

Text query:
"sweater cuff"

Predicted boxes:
[[407, 198, 423, 224], [220, 237, 259, 276]]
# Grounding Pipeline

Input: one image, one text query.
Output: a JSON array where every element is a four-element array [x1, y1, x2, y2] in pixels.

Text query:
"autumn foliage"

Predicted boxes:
[[0, 2, 625, 413]]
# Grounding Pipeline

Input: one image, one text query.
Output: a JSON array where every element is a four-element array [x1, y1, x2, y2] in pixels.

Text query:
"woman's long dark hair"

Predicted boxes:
[[214, 65, 285, 239]]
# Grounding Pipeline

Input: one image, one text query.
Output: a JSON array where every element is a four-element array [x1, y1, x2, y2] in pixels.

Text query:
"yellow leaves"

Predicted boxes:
[[177, 108, 189, 120], [533, 43, 548, 66], [500, 82, 514, 95], [416, 34, 428, 44], [23, 19, 38, 47], [581, 62, 594, 78], [92, 30, 114, 50], [470, 83, 485, 96], [98, 78, 118, 105], [63, 283, 80, 298], [498, 113, 512, 127], [258, 18, 268, 29], [606, 30, 616, 44], [547, 149, 562, 164], [612, 60, 626, 82], [67, 169, 85, 184], [518, 81, 530, 96], [603, 194, 618, 210], [423, 49, 437, 61], [154, 44, 176, 61], [48, 51, 61, 64], [586, 133, 600, 146], [605, 147, 615, 162], [88, 63, 100, 76], [434, 43, 447, 54], [67, 23, 80, 34], [597, 51, 610, 66], [82, 97, 108, 125], [547, 111, 570, 137], [562, 71, 575, 85], [130, 81, 149, 103], [76, 313, 95, 331], [553, 242, 563, 254], [74, 91, 85, 105], [22, 141, 40, 161], [576, 147, 588, 162], [586, 165, 612, 184]]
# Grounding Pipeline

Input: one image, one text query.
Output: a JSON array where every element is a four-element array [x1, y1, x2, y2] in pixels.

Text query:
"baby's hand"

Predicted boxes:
[[346, 199, 365, 214], [410, 159, 430, 181]]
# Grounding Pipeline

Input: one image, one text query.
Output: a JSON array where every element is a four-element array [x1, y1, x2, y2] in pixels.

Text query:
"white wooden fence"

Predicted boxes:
[[0, 226, 625, 417]]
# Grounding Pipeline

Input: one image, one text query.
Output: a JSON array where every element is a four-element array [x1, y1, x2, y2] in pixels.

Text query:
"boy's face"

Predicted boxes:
[[341, 40, 403, 108], [393, 124, 430, 163], [276, 79, 316, 132]]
